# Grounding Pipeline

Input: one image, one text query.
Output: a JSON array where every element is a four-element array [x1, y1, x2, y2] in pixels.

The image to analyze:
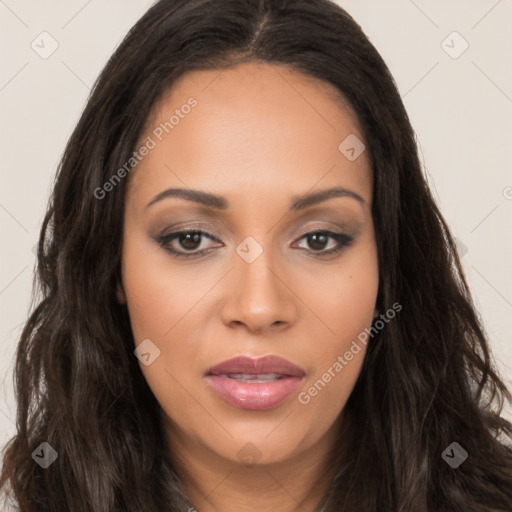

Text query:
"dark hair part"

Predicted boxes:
[[2, 0, 512, 510]]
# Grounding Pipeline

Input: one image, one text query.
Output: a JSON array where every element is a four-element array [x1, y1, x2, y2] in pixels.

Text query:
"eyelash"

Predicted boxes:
[[154, 229, 355, 259]]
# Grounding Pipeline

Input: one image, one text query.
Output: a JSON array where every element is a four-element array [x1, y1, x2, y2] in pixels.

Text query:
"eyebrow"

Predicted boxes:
[[145, 186, 365, 211]]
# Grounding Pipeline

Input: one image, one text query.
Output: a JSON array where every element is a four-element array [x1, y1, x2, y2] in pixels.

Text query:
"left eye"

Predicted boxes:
[[293, 230, 353, 254], [154, 229, 354, 258]]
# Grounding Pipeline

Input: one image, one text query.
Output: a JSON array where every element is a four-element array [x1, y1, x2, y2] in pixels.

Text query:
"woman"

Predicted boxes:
[[1, 0, 512, 510]]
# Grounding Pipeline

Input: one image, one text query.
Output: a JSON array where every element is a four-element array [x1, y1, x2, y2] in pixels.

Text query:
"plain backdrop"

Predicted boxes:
[[1, 0, 511, 459]]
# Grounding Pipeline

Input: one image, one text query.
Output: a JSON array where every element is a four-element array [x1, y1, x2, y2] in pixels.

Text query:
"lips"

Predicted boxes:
[[206, 355, 306, 378], [205, 355, 305, 411]]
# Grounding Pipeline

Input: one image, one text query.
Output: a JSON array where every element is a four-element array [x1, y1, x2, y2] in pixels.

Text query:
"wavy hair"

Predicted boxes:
[[2, 0, 512, 510]]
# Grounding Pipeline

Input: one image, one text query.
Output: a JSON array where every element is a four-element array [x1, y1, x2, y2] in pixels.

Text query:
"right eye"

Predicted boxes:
[[154, 229, 222, 258]]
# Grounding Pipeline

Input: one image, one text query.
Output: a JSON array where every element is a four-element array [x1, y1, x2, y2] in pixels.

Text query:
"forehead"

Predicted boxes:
[[127, 62, 371, 207], [145, 61, 357, 130]]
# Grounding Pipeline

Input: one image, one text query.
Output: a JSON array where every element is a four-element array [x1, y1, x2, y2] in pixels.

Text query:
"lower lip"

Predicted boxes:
[[205, 375, 304, 411]]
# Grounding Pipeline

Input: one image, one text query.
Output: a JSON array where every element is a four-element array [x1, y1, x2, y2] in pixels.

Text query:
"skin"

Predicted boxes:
[[118, 62, 379, 512]]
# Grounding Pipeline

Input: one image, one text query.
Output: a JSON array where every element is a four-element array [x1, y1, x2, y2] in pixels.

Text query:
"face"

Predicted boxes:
[[119, 62, 378, 469]]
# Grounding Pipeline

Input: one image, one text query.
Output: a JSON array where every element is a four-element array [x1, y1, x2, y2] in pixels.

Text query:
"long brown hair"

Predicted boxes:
[[2, 0, 512, 510]]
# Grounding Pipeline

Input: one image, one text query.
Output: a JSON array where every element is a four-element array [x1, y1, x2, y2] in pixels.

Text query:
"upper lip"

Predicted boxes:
[[206, 355, 306, 377]]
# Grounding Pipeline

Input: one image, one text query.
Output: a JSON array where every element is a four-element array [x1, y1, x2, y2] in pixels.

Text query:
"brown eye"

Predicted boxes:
[[176, 231, 203, 251], [154, 230, 220, 258], [305, 232, 330, 251], [294, 230, 354, 256]]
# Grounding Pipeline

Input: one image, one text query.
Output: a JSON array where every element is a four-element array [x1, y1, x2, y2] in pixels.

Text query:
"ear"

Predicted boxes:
[[116, 281, 127, 304]]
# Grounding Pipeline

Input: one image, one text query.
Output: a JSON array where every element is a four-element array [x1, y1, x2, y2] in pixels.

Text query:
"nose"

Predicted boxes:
[[220, 248, 298, 334]]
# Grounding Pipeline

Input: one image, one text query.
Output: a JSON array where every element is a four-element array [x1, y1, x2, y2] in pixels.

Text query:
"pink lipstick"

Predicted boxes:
[[205, 355, 305, 411]]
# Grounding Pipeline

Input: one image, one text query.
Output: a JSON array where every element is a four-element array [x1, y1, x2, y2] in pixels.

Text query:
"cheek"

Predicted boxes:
[[296, 240, 378, 415], [301, 232, 379, 343], [121, 241, 204, 420], [121, 235, 198, 341]]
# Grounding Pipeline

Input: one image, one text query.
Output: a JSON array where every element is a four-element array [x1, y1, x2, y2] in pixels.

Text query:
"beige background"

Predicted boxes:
[[1, 0, 511, 456]]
